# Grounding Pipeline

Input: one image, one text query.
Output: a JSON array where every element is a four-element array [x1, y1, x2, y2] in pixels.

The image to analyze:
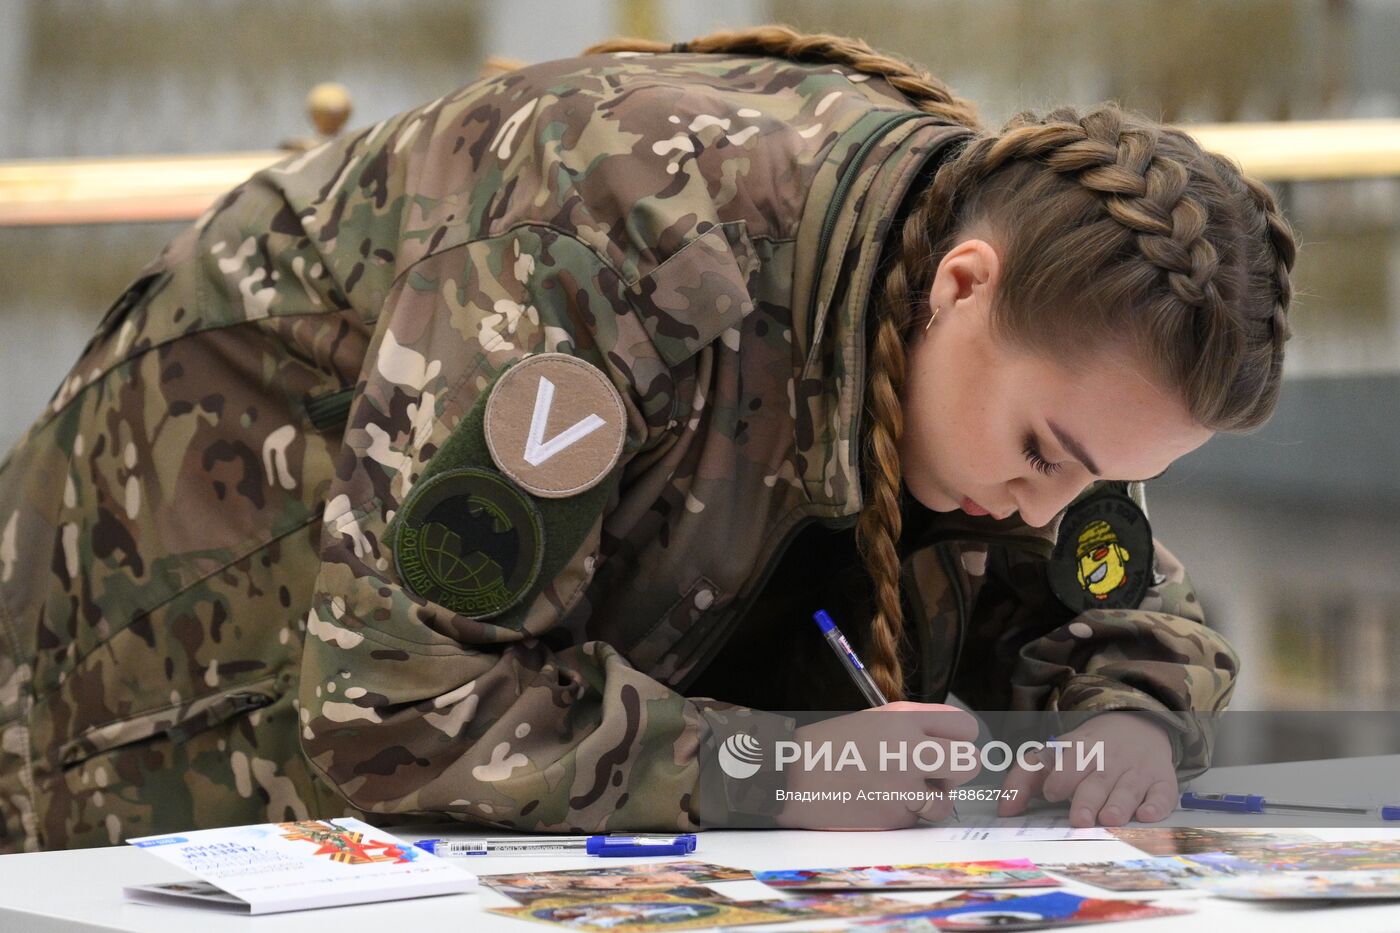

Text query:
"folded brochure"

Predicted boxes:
[[124, 818, 476, 914]]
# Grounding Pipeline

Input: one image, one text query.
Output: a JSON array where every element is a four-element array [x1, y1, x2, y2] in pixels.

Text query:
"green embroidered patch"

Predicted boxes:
[[393, 467, 544, 618], [386, 355, 628, 627]]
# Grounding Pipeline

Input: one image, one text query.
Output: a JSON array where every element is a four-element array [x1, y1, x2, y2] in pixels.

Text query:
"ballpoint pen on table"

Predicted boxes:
[[812, 608, 959, 822], [414, 834, 698, 857], [1180, 792, 1400, 821]]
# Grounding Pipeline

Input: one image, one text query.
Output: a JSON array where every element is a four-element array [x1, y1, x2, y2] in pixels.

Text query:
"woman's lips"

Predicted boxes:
[[960, 496, 990, 516], [961, 496, 1012, 520]]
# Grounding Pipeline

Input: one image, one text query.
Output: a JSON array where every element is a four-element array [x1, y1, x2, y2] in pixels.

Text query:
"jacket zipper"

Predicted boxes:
[[814, 110, 928, 273], [672, 111, 937, 694], [804, 111, 930, 367], [305, 386, 356, 432], [919, 532, 1059, 702], [933, 541, 968, 704]]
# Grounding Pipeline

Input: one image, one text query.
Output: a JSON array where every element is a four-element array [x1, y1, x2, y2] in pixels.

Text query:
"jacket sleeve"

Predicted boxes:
[[953, 483, 1238, 779], [293, 217, 794, 832]]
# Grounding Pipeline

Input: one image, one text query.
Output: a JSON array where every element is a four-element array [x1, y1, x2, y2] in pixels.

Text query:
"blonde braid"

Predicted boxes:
[[584, 25, 981, 128], [855, 173, 944, 702], [1231, 168, 1297, 370]]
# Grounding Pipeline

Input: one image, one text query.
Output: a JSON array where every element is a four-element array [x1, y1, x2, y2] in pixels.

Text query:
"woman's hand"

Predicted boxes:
[[775, 702, 983, 831], [995, 711, 1178, 827]]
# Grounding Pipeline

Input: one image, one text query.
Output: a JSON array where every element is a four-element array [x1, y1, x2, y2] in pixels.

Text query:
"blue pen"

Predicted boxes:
[[813, 609, 959, 822], [813, 609, 888, 706], [1181, 792, 1400, 821], [414, 834, 697, 857]]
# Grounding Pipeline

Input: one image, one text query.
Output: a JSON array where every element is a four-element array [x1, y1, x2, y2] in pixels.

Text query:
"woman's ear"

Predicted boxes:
[[932, 237, 1000, 317]]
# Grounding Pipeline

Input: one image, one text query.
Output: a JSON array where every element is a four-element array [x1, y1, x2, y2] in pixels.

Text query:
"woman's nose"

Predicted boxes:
[[1012, 476, 1089, 529]]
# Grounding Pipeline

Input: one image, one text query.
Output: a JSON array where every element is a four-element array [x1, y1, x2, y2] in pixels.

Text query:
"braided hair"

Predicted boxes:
[[582, 28, 1298, 703], [584, 24, 980, 127]]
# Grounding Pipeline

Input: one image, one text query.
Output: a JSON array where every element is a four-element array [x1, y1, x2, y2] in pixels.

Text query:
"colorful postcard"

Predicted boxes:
[[1217, 839, 1400, 872], [754, 859, 1058, 890], [1108, 827, 1320, 857], [739, 893, 924, 920], [1191, 869, 1400, 900], [1044, 853, 1253, 891], [850, 890, 1191, 931], [482, 861, 752, 903], [489, 891, 780, 931], [122, 819, 475, 914], [712, 894, 1027, 933]]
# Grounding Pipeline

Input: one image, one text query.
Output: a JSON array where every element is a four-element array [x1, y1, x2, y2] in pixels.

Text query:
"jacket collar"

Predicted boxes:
[[791, 114, 974, 521]]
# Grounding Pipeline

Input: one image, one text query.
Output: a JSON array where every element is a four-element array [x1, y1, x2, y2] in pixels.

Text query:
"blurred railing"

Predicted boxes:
[[1, 103, 1397, 227], [0, 57, 527, 228]]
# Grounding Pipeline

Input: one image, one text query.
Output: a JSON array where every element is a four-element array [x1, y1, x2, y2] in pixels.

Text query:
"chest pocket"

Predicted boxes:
[[626, 220, 759, 369]]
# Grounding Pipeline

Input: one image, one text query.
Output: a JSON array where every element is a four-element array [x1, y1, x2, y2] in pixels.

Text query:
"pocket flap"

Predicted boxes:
[[627, 221, 759, 369], [58, 678, 279, 768]]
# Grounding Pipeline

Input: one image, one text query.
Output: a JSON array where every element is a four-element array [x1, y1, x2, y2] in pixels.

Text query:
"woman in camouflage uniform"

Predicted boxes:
[[0, 25, 1295, 851]]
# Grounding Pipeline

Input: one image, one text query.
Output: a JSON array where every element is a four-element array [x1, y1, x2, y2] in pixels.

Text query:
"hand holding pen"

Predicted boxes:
[[769, 609, 980, 830], [813, 609, 964, 824]]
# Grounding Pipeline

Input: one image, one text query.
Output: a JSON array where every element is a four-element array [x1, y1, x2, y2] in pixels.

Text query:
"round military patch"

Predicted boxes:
[[393, 467, 544, 619], [1046, 491, 1154, 614], [483, 353, 627, 498]]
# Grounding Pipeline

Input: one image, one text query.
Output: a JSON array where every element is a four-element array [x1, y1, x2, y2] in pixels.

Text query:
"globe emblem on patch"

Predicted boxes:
[[718, 732, 764, 780], [417, 502, 513, 593], [393, 467, 544, 619]]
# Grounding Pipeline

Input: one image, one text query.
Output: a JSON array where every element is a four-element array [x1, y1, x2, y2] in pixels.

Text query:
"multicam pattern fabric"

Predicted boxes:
[[0, 50, 1236, 852]]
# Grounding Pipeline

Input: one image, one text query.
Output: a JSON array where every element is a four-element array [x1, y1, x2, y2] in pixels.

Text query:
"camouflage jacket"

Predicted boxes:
[[0, 50, 1237, 852]]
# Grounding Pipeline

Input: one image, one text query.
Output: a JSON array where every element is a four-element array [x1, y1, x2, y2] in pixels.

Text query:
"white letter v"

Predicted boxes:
[[522, 375, 606, 466]]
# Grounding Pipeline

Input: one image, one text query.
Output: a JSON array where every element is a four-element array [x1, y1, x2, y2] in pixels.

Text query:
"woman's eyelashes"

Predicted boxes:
[[1022, 433, 1064, 476]]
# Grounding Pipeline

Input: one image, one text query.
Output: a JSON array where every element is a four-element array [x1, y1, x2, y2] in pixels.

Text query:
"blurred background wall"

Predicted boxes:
[[2, 0, 1397, 757]]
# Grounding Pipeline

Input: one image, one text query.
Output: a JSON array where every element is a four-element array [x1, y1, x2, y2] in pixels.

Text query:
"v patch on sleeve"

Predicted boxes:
[[484, 352, 627, 498], [384, 353, 628, 628]]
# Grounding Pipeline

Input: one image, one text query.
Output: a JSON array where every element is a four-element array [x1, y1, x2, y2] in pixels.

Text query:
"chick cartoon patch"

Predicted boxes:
[[1047, 490, 1154, 614]]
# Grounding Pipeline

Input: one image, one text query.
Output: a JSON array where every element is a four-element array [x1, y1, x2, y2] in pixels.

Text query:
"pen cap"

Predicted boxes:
[[586, 835, 696, 857], [1382, 806, 1400, 821], [414, 839, 444, 854], [812, 610, 837, 635], [1179, 793, 1265, 813]]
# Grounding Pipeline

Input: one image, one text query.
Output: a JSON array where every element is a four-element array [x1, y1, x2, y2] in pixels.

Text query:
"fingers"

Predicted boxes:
[[1135, 779, 1178, 823], [1040, 758, 1084, 806], [907, 788, 954, 824], [1062, 771, 1110, 827], [1067, 769, 1171, 827], [1097, 770, 1150, 826], [920, 707, 983, 744], [996, 760, 1047, 817], [877, 702, 982, 743]]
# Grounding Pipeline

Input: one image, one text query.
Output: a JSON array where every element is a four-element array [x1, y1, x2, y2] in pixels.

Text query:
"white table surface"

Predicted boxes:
[[4, 755, 1400, 933]]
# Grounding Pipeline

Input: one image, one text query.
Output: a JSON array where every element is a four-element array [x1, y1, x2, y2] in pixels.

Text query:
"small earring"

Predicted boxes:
[[924, 305, 942, 333]]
